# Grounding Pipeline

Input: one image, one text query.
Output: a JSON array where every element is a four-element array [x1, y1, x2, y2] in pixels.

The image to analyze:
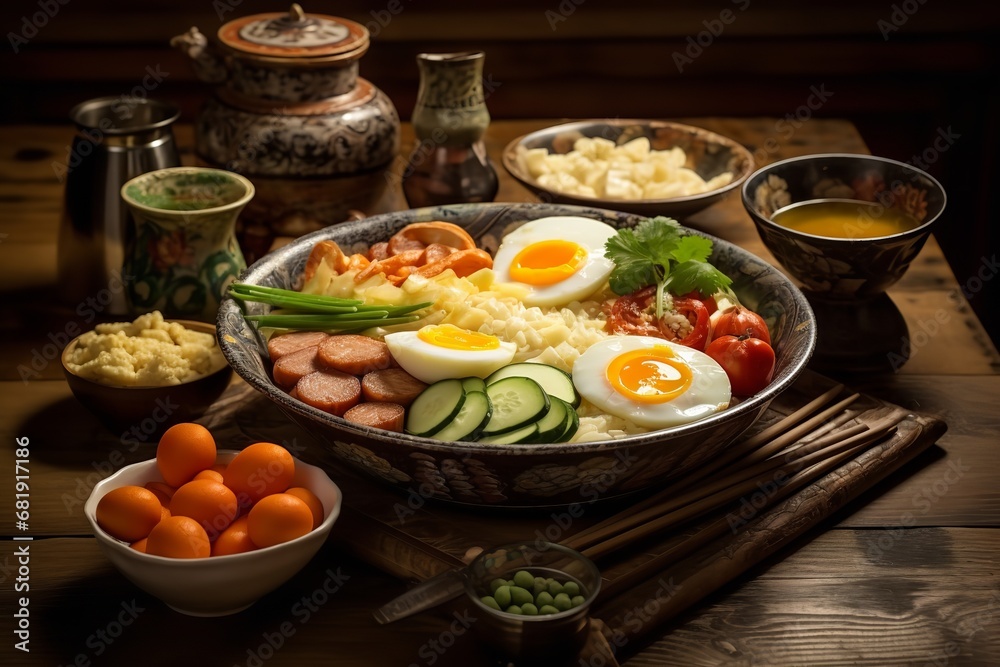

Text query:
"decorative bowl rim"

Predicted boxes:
[[120, 166, 256, 217], [501, 118, 755, 207], [741, 152, 948, 243]]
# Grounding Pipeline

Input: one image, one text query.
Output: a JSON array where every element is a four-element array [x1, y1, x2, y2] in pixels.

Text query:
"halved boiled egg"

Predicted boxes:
[[492, 216, 618, 307], [384, 324, 517, 384], [573, 336, 731, 429]]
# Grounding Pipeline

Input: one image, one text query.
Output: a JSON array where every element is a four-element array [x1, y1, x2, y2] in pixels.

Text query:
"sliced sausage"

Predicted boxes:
[[396, 222, 476, 251], [267, 331, 330, 361], [387, 233, 426, 256], [344, 402, 405, 432], [272, 346, 321, 389], [361, 368, 428, 407], [295, 370, 361, 416], [318, 335, 392, 375], [368, 242, 390, 261], [423, 243, 456, 265]]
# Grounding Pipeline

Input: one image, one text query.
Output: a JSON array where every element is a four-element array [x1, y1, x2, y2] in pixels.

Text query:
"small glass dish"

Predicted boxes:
[[463, 541, 602, 662]]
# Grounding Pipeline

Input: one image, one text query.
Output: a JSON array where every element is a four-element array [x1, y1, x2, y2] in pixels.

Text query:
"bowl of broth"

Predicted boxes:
[[742, 153, 946, 301]]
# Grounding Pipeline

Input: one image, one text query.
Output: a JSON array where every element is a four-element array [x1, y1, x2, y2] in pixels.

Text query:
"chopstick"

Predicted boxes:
[[564, 421, 869, 551], [572, 423, 893, 559], [566, 386, 853, 548], [672, 391, 860, 493], [594, 424, 897, 600]]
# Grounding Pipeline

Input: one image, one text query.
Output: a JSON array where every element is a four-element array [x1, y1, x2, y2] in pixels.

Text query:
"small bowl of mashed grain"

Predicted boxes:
[[62, 311, 232, 435]]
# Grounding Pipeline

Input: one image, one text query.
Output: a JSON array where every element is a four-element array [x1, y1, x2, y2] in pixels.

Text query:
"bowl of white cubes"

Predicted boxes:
[[502, 119, 755, 219]]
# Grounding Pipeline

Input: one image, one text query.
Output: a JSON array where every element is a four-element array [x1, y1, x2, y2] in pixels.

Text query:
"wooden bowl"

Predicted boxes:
[[61, 320, 232, 436]]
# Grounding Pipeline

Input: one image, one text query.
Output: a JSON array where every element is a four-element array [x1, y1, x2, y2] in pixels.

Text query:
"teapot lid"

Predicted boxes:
[[218, 3, 368, 60]]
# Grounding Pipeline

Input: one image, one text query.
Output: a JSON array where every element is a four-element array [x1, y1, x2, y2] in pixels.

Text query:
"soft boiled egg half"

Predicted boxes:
[[384, 324, 517, 384], [492, 216, 618, 308], [573, 336, 731, 429]]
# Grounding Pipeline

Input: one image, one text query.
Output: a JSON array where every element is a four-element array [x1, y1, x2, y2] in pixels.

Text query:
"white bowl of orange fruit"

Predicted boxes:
[[83, 423, 342, 616]]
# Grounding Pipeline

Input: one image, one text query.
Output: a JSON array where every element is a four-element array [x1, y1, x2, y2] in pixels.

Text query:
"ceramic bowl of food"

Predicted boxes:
[[502, 120, 754, 218], [742, 153, 946, 302], [463, 541, 601, 660], [217, 202, 815, 507], [61, 313, 232, 435], [84, 449, 342, 616]]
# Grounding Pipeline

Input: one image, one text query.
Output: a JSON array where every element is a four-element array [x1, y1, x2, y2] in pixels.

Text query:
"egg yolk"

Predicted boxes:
[[509, 240, 587, 286], [607, 345, 693, 403], [418, 324, 500, 351]]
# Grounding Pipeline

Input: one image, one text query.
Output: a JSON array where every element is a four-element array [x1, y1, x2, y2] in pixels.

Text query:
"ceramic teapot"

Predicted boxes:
[[172, 4, 400, 179]]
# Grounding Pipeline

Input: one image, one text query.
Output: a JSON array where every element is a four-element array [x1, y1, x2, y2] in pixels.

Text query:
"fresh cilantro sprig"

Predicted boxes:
[[604, 217, 735, 318]]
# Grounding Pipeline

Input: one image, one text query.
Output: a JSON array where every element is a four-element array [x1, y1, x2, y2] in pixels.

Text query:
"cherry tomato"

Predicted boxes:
[[682, 290, 718, 316], [705, 334, 776, 397], [607, 286, 711, 351], [711, 305, 771, 344]]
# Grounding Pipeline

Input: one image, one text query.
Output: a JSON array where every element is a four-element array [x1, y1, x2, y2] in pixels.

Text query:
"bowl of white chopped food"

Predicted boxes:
[[503, 119, 754, 218]]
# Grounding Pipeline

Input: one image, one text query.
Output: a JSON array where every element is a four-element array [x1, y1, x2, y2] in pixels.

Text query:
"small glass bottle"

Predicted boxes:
[[402, 51, 499, 208]]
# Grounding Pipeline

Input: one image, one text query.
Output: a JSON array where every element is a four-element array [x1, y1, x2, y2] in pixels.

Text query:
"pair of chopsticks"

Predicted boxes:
[[563, 384, 902, 573]]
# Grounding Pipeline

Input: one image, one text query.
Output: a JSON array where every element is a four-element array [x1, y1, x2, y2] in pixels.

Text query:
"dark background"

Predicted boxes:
[[1, 0, 997, 346]]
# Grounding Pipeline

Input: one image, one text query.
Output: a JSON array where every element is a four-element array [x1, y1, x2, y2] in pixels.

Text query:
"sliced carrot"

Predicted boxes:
[[345, 253, 371, 272], [354, 248, 425, 283], [414, 248, 493, 279]]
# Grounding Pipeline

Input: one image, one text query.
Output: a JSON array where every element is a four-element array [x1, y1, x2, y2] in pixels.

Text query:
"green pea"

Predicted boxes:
[[506, 579, 517, 588], [547, 580, 564, 596], [489, 578, 507, 594], [533, 577, 548, 596], [494, 585, 512, 608], [520, 603, 538, 616], [571, 595, 586, 607], [538, 604, 560, 615], [506, 605, 523, 615], [553, 593, 572, 611], [481, 595, 501, 611], [509, 586, 534, 606], [513, 570, 535, 589], [562, 581, 581, 597], [535, 591, 554, 607]]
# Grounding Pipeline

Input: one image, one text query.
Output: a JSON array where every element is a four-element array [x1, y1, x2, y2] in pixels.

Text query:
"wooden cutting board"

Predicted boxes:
[[210, 369, 947, 666]]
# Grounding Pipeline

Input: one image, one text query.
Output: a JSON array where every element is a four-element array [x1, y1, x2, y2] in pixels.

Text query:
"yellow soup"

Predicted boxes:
[[771, 199, 920, 239]]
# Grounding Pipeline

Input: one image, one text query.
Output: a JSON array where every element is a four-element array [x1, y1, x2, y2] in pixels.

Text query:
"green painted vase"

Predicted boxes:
[[120, 167, 253, 321]]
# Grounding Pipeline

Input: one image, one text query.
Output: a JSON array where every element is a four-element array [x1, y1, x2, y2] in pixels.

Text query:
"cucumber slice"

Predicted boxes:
[[477, 423, 538, 444], [405, 379, 465, 437], [461, 377, 487, 394], [431, 391, 492, 442], [481, 377, 550, 435], [530, 396, 570, 443], [555, 403, 580, 443], [486, 363, 580, 408]]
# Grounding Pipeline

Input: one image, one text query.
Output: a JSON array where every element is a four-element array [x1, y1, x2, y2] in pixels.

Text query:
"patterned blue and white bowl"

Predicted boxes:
[[217, 202, 815, 507]]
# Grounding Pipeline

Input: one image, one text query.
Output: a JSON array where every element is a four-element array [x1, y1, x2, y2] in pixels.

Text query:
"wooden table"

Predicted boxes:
[[1, 120, 998, 666]]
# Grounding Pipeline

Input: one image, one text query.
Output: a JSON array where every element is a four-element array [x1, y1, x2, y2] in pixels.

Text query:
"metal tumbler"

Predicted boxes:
[[57, 97, 181, 314]]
